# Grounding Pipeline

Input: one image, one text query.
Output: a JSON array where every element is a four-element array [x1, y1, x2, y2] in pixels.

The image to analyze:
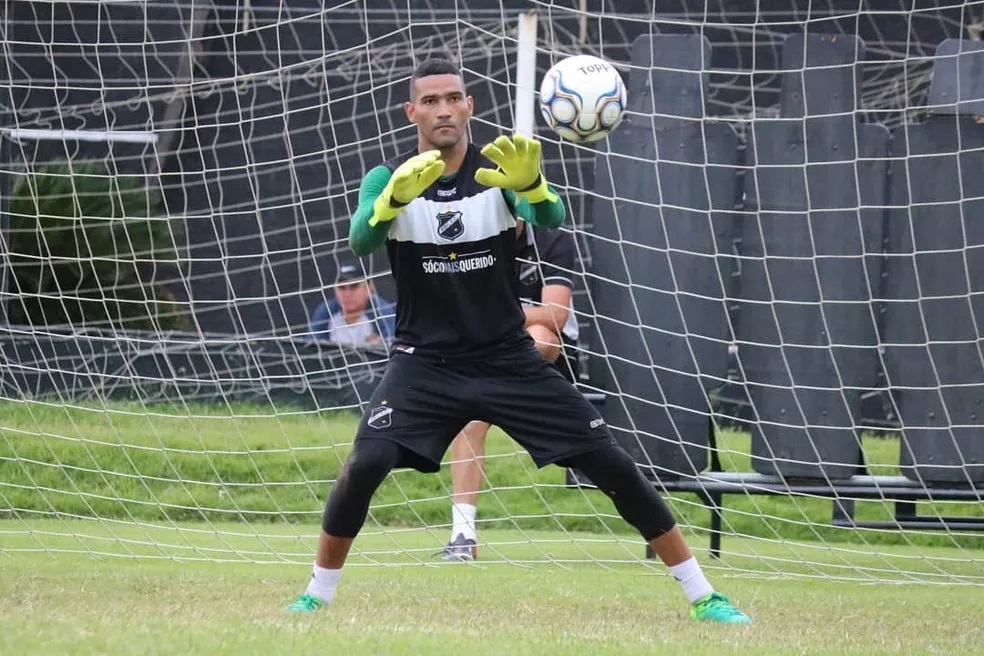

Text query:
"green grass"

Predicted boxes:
[[1, 399, 981, 552], [1, 525, 983, 656], [2, 399, 983, 654]]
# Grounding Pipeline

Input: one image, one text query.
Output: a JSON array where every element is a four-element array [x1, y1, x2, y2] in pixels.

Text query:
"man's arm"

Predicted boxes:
[[504, 189, 566, 229], [349, 165, 396, 256], [309, 301, 333, 342], [524, 283, 571, 333]]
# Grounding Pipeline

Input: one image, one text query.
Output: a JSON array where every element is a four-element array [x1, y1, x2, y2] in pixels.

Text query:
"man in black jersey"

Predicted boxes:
[[442, 220, 582, 561], [286, 58, 751, 624]]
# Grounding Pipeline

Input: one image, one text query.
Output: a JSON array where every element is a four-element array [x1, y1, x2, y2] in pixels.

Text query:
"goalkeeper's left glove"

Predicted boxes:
[[369, 150, 446, 227], [474, 134, 559, 204]]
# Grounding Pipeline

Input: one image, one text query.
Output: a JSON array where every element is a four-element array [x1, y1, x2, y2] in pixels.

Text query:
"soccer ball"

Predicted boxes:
[[538, 55, 627, 143]]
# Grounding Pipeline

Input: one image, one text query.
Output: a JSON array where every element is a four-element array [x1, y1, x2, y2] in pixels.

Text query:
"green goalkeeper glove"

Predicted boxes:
[[474, 134, 558, 204], [369, 150, 446, 227]]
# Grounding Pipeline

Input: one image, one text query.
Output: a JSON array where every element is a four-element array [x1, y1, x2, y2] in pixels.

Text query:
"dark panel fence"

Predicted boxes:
[[882, 40, 984, 486], [0, 327, 388, 412], [737, 34, 889, 480], [589, 34, 739, 478], [590, 33, 984, 486]]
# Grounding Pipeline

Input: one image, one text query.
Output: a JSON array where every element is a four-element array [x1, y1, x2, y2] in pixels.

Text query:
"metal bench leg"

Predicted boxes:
[[706, 491, 723, 559], [645, 489, 725, 560]]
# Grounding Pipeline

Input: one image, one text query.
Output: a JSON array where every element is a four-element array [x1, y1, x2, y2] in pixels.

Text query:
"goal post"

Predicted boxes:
[[513, 11, 539, 138], [0, 104, 10, 328], [0, 2, 983, 586]]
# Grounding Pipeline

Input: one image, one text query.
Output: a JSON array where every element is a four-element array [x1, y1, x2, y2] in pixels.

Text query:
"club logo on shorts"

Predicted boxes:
[[367, 405, 393, 430], [436, 209, 464, 241]]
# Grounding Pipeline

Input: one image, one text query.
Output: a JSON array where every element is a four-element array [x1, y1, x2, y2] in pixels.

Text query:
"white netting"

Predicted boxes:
[[1, 1, 982, 584]]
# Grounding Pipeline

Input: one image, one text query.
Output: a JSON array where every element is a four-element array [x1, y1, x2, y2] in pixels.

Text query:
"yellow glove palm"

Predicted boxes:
[[370, 150, 446, 226], [474, 134, 558, 204]]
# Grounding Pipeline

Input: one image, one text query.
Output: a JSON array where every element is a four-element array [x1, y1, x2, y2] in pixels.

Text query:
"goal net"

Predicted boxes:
[[1, 0, 982, 585]]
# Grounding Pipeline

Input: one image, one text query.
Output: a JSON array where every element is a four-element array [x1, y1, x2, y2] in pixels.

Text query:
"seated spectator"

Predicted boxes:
[[309, 263, 395, 345]]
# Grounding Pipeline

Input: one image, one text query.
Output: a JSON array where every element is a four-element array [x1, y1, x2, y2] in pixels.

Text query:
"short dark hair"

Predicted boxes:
[[410, 57, 462, 96]]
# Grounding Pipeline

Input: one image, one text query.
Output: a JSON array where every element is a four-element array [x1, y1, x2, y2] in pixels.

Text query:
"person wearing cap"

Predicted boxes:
[[308, 264, 395, 345]]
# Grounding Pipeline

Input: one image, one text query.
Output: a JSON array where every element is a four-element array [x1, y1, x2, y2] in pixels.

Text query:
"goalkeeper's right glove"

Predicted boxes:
[[369, 150, 446, 226]]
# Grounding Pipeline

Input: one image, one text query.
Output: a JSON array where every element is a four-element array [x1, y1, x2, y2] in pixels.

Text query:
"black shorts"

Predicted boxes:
[[354, 341, 614, 473]]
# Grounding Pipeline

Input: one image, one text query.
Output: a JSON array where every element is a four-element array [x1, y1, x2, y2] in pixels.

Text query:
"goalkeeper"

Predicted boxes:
[[286, 57, 751, 625]]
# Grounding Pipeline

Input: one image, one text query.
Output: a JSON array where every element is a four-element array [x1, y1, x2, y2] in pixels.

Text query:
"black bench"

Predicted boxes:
[[571, 392, 984, 559], [638, 470, 984, 560]]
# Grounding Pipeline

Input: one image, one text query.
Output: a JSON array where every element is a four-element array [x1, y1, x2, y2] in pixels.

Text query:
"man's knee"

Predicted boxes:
[[561, 444, 677, 540], [323, 439, 401, 537], [328, 439, 400, 510], [452, 422, 490, 458], [338, 439, 400, 489], [561, 443, 638, 488], [527, 324, 561, 363]]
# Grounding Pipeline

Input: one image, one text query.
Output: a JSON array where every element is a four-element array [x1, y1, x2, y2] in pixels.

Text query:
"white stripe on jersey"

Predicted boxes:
[[543, 275, 573, 286], [388, 188, 516, 245]]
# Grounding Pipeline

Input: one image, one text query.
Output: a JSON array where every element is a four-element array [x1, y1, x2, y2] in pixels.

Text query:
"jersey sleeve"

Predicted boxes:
[[349, 165, 395, 255], [536, 229, 576, 289], [502, 188, 566, 229]]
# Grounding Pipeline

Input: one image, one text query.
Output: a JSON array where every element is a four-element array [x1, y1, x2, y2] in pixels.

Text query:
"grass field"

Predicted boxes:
[[2, 400, 984, 654], [2, 524, 983, 655]]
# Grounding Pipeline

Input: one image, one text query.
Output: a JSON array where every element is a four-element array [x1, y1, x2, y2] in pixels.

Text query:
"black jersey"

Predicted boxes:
[[382, 143, 527, 359], [516, 224, 579, 343]]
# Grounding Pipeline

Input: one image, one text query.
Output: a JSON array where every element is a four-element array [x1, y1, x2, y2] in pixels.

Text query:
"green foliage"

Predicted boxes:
[[6, 160, 188, 330]]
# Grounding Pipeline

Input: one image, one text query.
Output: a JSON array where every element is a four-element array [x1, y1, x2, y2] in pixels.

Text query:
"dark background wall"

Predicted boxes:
[[5, 0, 975, 336]]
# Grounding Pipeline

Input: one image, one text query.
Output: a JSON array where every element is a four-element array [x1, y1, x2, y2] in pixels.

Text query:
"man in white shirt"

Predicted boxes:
[[441, 220, 580, 561], [309, 263, 395, 345]]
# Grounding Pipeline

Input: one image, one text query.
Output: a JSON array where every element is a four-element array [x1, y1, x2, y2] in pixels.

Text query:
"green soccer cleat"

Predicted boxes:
[[691, 592, 752, 624], [285, 592, 326, 613]]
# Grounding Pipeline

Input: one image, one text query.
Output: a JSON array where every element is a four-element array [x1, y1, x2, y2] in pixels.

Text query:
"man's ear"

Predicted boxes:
[[404, 100, 415, 124]]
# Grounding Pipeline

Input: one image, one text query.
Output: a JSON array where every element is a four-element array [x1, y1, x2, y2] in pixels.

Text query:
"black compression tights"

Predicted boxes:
[[322, 439, 676, 542], [560, 444, 677, 541], [322, 438, 402, 538]]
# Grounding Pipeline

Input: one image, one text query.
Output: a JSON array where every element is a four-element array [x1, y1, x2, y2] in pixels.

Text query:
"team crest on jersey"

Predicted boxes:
[[518, 262, 540, 286], [436, 209, 464, 241]]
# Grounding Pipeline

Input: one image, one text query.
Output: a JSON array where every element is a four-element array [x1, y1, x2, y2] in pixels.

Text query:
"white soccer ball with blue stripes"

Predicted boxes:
[[538, 54, 627, 143]]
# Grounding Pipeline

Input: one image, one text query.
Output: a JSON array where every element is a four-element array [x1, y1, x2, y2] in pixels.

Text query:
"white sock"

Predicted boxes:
[[668, 557, 714, 604], [451, 503, 477, 542], [305, 564, 342, 604]]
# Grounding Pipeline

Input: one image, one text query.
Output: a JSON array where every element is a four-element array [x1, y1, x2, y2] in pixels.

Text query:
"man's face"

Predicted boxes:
[[334, 281, 371, 315], [405, 74, 473, 149]]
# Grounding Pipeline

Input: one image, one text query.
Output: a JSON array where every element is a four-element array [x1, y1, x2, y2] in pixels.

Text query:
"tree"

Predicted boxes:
[[6, 160, 189, 331]]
